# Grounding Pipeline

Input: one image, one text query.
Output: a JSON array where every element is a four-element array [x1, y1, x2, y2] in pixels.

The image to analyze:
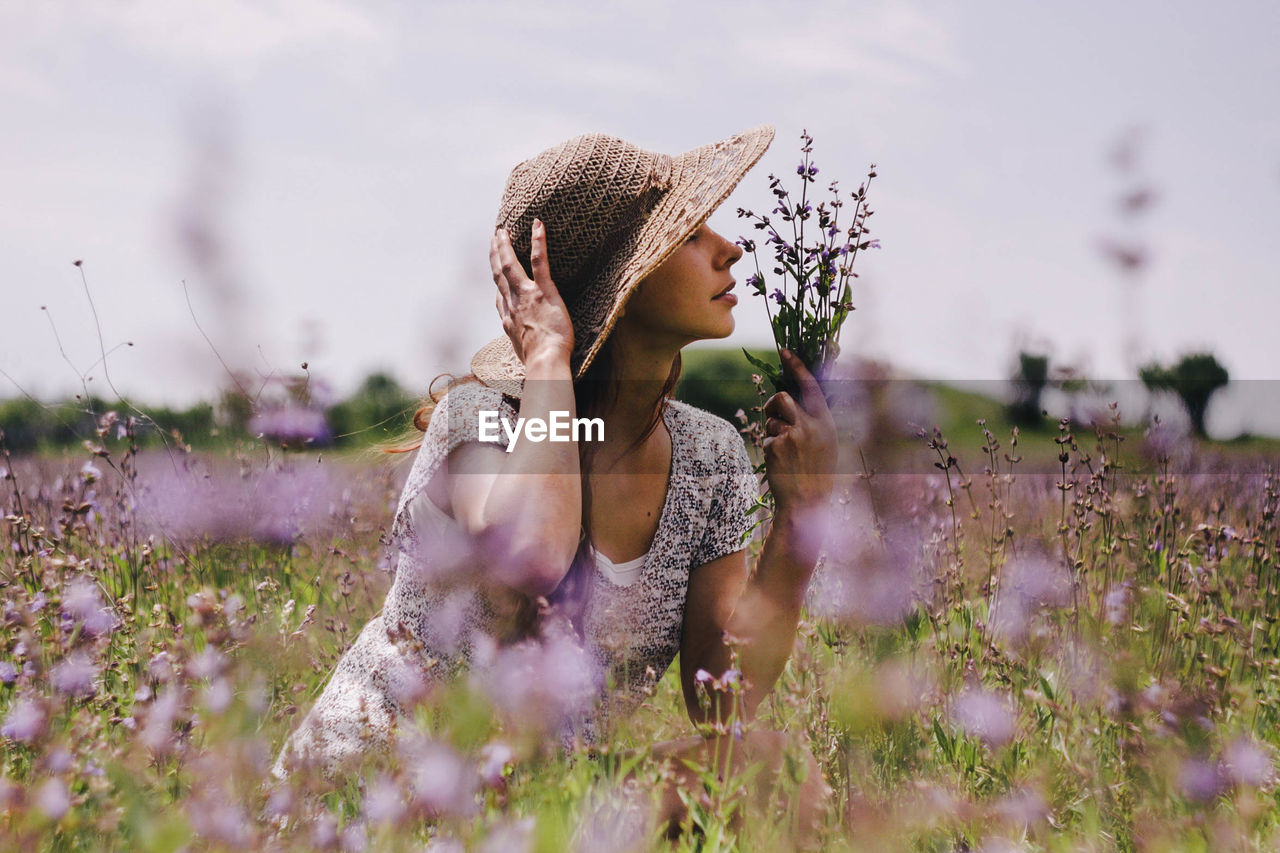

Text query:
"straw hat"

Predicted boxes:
[[470, 124, 775, 398]]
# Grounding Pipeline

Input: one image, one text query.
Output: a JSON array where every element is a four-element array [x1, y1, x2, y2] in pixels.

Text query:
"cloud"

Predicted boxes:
[[733, 0, 963, 88], [3, 0, 387, 80]]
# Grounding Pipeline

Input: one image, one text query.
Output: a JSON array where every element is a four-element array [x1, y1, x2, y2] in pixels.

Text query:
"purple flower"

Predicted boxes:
[[364, 774, 407, 826], [478, 818, 535, 853], [398, 736, 478, 817], [1224, 737, 1274, 787], [0, 661, 16, 685], [35, 777, 70, 820], [575, 784, 653, 853], [62, 578, 118, 637], [479, 741, 513, 789], [147, 652, 175, 682], [1104, 585, 1130, 626], [47, 748, 72, 773], [991, 553, 1072, 644], [187, 647, 227, 680], [248, 405, 332, 447], [134, 461, 340, 546], [2, 696, 47, 743], [472, 624, 603, 736], [140, 689, 184, 753], [186, 792, 252, 848], [770, 288, 786, 305], [309, 814, 339, 848], [1179, 757, 1227, 803], [950, 689, 1016, 748], [50, 652, 99, 698], [202, 678, 233, 715]]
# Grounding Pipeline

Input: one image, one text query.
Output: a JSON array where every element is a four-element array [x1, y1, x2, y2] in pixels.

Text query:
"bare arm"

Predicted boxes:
[[679, 507, 823, 727], [441, 221, 584, 598], [680, 350, 837, 726]]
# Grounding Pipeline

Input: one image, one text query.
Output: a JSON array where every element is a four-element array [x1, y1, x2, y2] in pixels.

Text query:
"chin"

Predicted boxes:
[[707, 319, 735, 339]]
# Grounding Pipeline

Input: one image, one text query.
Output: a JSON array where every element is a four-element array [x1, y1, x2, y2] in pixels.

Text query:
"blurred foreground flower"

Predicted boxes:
[[35, 777, 70, 820], [990, 551, 1072, 645], [471, 623, 603, 737], [1179, 756, 1227, 804], [248, 405, 332, 448], [134, 461, 340, 545], [61, 577, 118, 637], [801, 495, 925, 626], [950, 688, 1016, 748], [1224, 737, 1276, 788], [2, 695, 48, 743], [50, 652, 99, 699], [394, 734, 479, 818]]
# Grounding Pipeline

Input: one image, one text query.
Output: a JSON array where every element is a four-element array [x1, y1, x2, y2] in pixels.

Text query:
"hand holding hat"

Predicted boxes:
[[472, 124, 775, 399], [489, 218, 575, 367]]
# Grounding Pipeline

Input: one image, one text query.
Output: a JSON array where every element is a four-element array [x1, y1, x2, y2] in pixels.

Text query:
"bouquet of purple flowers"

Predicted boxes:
[[736, 130, 878, 400]]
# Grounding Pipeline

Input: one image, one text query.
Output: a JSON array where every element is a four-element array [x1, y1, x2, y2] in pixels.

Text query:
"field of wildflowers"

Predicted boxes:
[[3, 383, 1280, 851]]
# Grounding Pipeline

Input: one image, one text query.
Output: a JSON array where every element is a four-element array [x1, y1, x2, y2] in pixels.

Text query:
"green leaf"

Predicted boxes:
[[932, 717, 955, 763]]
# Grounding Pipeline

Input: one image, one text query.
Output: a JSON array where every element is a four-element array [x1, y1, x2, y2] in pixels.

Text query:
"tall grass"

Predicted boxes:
[[2, 389, 1279, 850]]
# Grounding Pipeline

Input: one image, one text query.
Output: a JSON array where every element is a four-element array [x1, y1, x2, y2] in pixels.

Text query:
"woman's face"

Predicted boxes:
[[619, 223, 743, 344]]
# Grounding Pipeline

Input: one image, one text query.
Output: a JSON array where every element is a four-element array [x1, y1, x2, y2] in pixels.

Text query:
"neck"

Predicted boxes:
[[595, 324, 683, 456]]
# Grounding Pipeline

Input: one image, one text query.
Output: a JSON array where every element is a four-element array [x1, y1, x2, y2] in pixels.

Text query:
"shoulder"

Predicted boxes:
[[665, 399, 750, 472], [425, 379, 519, 433]]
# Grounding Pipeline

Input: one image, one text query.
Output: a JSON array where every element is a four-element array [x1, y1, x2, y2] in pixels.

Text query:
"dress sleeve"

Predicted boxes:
[[689, 423, 760, 569]]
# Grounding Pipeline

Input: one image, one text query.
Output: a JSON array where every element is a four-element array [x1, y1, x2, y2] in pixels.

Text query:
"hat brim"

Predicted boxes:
[[472, 124, 775, 399]]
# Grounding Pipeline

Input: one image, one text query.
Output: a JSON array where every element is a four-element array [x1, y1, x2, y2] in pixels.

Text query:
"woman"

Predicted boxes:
[[274, 124, 837, 829]]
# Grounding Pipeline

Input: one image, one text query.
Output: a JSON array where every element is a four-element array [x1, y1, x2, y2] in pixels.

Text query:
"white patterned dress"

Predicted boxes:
[[272, 380, 759, 779]]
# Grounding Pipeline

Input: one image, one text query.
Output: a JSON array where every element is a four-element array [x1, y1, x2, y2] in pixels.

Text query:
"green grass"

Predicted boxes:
[[3, 391, 1280, 850]]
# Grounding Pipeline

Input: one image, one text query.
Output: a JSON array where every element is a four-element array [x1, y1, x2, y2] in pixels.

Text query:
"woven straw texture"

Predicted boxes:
[[471, 124, 774, 397]]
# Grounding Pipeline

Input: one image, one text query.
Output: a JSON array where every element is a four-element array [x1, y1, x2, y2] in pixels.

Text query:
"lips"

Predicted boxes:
[[712, 281, 736, 299]]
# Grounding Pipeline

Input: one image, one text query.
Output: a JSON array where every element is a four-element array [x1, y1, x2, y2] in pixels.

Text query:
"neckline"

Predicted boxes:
[[591, 401, 683, 577], [589, 545, 649, 570]]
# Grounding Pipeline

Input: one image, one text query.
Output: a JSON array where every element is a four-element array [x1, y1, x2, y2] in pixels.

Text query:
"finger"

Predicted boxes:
[[491, 232, 515, 308], [765, 416, 785, 437], [763, 392, 798, 424], [529, 218, 555, 296], [781, 349, 826, 416], [496, 229, 531, 295]]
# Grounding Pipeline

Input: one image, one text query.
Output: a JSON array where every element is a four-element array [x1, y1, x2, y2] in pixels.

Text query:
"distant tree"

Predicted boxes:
[[1007, 351, 1050, 428], [216, 376, 254, 435], [0, 398, 54, 452], [1139, 352, 1229, 439], [675, 349, 764, 427], [326, 372, 417, 445]]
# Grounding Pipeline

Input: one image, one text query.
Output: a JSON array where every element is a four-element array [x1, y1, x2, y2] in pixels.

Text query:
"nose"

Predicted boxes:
[[714, 228, 743, 267]]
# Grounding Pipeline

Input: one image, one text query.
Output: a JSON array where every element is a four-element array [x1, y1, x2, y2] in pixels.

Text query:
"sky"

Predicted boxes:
[[2, 0, 1278, 435]]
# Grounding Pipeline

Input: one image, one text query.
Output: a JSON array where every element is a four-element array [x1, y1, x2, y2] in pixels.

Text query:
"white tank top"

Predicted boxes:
[[409, 491, 648, 588]]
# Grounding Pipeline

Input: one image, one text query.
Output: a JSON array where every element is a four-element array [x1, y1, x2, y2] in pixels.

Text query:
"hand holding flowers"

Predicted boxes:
[[761, 348, 838, 514]]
